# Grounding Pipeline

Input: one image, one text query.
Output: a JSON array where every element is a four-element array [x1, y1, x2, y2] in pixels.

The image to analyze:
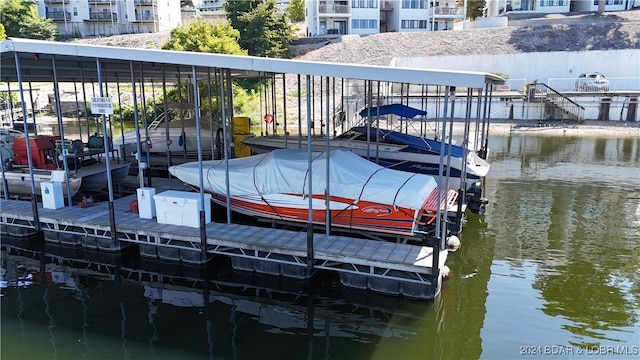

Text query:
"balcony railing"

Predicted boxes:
[[87, 12, 117, 21], [547, 77, 640, 92], [434, 7, 461, 15], [47, 11, 71, 21], [318, 4, 350, 14], [134, 0, 157, 5], [134, 14, 158, 21], [88, 0, 115, 4], [44, 0, 69, 4]]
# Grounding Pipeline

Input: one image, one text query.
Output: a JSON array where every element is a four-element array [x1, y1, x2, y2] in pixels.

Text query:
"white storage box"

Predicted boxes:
[[137, 187, 156, 219], [41, 181, 64, 209], [153, 190, 211, 228]]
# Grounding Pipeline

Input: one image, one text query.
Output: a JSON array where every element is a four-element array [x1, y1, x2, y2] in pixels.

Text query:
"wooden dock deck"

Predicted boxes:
[[0, 196, 448, 299]]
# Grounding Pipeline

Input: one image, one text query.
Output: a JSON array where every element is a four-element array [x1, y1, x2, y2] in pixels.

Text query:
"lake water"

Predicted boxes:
[[1, 134, 639, 360]]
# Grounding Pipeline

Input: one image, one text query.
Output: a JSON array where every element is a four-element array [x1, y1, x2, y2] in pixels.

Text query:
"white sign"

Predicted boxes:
[[90, 97, 114, 115]]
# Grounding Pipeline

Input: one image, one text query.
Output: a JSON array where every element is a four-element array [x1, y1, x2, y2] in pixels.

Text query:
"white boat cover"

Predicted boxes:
[[169, 149, 438, 210]]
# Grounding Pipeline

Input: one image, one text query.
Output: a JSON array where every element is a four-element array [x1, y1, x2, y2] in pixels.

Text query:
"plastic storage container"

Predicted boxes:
[[41, 181, 64, 209], [153, 190, 211, 228]]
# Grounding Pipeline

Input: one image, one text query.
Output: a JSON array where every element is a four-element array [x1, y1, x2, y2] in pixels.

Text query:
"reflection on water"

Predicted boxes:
[[482, 135, 639, 357], [1, 134, 639, 359], [0, 245, 450, 359]]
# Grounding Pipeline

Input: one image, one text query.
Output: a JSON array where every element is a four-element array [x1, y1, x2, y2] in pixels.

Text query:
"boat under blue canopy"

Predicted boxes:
[[358, 104, 427, 119], [350, 126, 465, 158]]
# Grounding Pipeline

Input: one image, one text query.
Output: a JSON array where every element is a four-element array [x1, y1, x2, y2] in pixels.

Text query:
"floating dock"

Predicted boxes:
[[0, 197, 448, 300]]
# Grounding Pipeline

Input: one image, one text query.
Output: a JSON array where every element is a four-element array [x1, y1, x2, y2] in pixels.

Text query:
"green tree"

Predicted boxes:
[[0, 24, 6, 40], [462, 0, 485, 21], [225, 0, 296, 58], [0, 0, 57, 40], [162, 21, 247, 55], [288, 0, 305, 22], [161, 21, 253, 120]]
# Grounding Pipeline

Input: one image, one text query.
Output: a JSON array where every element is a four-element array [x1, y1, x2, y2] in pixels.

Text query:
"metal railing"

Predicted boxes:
[[134, 14, 158, 21], [529, 82, 585, 122], [319, 4, 350, 14], [88, 12, 117, 21], [47, 11, 71, 21], [547, 77, 640, 93], [434, 7, 461, 15]]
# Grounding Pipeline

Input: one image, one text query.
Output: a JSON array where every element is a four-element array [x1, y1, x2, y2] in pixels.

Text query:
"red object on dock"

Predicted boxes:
[[129, 200, 139, 214]]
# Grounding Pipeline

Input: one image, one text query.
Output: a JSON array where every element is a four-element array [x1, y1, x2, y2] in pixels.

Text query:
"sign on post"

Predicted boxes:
[[90, 97, 114, 115]]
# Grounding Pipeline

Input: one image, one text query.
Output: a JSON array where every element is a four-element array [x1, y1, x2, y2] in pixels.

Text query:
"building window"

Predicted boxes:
[[353, 0, 377, 7], [401, 20, 425, 29], [72, 6, 78, 16], [402, 0, 425, 8], [352, 19, 377, 28]]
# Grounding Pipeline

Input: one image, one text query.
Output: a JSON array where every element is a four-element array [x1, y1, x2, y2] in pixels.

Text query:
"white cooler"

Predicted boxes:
[[153, 190, 211, 228], [41, 181, 64, 209], [137, 187, 156, 219]]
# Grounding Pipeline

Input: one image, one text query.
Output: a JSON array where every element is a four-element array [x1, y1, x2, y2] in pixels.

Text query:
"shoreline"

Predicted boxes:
[[482, 119, 640, 137], [26, 115, 640, 138]]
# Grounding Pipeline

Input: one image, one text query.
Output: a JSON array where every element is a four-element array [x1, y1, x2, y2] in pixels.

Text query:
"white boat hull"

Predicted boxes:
[[0, 170, 82, 197], [115, 127, 216, 154]]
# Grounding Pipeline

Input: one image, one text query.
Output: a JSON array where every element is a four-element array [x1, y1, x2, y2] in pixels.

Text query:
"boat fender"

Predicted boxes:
[[446, 235, 461, 252], [442, 265, 451, 280], [129, 200, 139, 214], [146, 138, 153, 149], [178, 134, 184, 147]]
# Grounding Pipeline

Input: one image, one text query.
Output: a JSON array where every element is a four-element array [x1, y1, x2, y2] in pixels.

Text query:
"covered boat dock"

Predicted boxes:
[[0, 38, 504, 300]]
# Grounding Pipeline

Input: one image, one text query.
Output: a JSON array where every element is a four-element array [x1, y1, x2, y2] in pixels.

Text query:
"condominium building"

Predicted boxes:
[[494, 0, 633, 14], [35, 0, 182, 37], [196, 0, 226, 14], [306, 0, 637, 36], [306, 0, 467, 35]]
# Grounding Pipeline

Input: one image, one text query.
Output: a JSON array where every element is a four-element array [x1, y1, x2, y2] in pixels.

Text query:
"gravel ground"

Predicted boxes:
[[72, 10, 640, 64], [296, 10, 640, 65]]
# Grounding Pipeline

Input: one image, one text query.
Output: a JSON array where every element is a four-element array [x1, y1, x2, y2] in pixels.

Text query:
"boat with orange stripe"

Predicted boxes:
[[169, 149, 457, 242]]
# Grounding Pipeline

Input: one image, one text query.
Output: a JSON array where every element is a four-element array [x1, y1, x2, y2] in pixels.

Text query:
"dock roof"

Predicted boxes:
[[1, 38, 504, 87]]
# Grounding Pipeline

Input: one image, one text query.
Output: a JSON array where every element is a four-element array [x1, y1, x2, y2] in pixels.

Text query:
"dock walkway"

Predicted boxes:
[[0, 196, 447, 299]]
